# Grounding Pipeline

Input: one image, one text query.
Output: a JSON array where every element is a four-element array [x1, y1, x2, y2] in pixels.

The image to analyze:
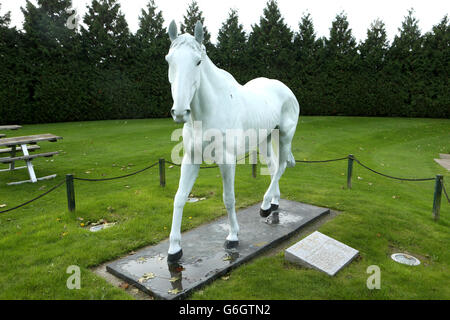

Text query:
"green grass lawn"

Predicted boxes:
[[0, 116, 448, 300]]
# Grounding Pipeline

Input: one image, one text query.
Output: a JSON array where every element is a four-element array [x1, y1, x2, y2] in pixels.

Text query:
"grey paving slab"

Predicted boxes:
[[285, 231, 359, 276], [434, 158, 450, 170], [106, 199, 329, 300]]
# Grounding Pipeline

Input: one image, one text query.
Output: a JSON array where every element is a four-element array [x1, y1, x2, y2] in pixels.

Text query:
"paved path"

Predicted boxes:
[[434, 154, 450, 170]]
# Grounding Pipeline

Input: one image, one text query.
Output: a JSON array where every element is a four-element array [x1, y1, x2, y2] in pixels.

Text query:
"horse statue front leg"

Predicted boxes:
[[218, 162, 239, 249], [168, 156, 200, 262]]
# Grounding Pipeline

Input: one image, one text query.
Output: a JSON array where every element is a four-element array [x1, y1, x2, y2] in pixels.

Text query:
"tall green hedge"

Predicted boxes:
[[0, 1, 448, 124]]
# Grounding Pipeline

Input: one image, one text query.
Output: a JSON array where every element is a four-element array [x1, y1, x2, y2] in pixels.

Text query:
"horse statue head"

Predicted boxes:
[[165, 20, 205, 123]]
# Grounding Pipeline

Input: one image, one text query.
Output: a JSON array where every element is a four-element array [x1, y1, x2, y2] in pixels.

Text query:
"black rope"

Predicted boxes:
[[353, 157, 435, 182], [167, 153, 251, 169], [443, 183, 450, 203], [166, 160, 181, 167], [73, 162, 159, 182], [166, 160, 217, 169], [0, 180, 65, 214], [296, 157, 348, 163]]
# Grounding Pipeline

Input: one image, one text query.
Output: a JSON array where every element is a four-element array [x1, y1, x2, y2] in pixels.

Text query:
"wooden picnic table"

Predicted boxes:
[[0, 134, 62, 185]]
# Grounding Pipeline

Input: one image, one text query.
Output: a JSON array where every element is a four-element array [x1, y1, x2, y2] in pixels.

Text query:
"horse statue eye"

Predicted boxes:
[[196, 60, 202, 66]]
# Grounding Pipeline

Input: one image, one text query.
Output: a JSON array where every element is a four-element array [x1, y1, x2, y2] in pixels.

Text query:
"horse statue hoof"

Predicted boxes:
[[260, 203, 279, 217], [167, 249, 183, 263], [224, 240, 239, 249]]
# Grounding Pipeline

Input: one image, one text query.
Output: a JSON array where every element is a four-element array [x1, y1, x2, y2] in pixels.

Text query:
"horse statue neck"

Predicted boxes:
[[190, 53, 240, 124]]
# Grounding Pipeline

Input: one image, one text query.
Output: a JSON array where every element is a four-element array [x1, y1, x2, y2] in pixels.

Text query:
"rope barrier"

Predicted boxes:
[[443, 183, 450, 203], [0, 180, 65, 214], [167, 153, 251, 169], [352, 157, 435, 182], [73, 162, 159, 182], [296, 157, 348, 163], [1, 154, 446, 216]]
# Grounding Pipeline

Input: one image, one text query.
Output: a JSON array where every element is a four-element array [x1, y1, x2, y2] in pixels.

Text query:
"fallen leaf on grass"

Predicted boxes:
[[119, 282, 129, 289], [221, 276, 230, 281]]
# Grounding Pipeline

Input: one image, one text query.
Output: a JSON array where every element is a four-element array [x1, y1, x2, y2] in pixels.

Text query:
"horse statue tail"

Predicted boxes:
[[280, 95, 300, 168]]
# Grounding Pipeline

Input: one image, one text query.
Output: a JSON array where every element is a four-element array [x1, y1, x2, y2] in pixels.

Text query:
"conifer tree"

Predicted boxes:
[[0, 3, 10, 28], [386, 9, 424, 116], [358, 19, 390, 115], [81, 0, 133, 120], [322, 12, 358, 115], [420, 15, 449, 117], [215, 8, 248, 83], [0, 4, 21, 124], [180, 1, 214, 53], [19, 0, 85, 123], [247, 0, 294, 81], [132, 0, 171, 117], [82, 0, 131, 68], [292, 13, 321, 114]]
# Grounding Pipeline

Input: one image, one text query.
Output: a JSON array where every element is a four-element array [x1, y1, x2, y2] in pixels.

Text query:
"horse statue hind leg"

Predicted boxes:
[[259, 97, 299, 218]]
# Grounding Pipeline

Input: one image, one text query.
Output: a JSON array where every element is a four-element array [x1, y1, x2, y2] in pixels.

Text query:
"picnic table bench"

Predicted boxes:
[[0, 125, 21, 139], [0, 125, 22, 131], [0, 133, 62, 185]]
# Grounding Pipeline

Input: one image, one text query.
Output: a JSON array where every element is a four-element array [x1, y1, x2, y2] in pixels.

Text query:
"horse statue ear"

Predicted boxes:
[[194, 21, 204, 44], [168, 20, 178, 42]]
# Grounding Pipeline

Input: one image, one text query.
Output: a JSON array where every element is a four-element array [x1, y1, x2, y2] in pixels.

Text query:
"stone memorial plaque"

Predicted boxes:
[[106, 199, 329, 299], [285, 231, 358, 276]]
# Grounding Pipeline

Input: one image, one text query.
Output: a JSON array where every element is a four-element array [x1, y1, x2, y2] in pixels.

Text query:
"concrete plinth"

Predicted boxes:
[[106, 199, 329, 299]]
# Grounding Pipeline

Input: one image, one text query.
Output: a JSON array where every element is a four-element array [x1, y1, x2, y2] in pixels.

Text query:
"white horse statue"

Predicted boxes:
[[165, 20, 299, 262]]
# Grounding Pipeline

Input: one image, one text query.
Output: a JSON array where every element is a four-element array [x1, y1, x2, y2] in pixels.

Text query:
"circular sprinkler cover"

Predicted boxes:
[[391, 253, 420, 266]]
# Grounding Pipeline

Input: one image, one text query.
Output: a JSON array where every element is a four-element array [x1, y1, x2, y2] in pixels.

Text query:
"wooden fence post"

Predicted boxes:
[[159, 158, 166, 187], [347, 154, 354, 189], [433, 174, 443, 221], [66, 174, 75, 212]]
